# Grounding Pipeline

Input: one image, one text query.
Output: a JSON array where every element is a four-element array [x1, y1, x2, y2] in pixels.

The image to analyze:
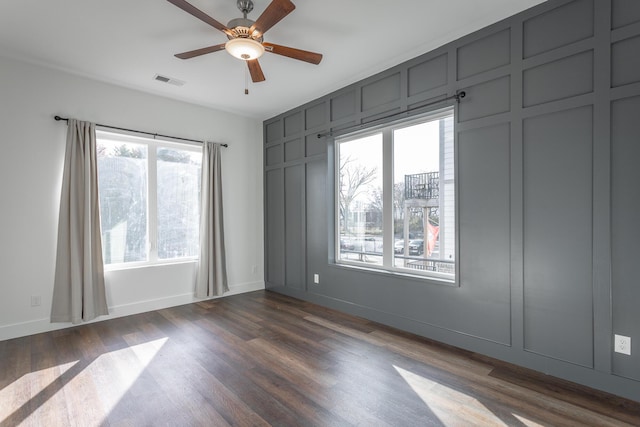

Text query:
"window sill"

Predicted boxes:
[[330, 261, 458, 287], [103, 258, 198, 272]]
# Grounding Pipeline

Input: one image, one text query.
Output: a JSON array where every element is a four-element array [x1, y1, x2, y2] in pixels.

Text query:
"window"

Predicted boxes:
[[96, 131, 202, 266], [336, 108, 456, 282]]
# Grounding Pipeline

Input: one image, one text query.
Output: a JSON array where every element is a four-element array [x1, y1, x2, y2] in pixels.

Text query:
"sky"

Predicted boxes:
[[338, 119, 441, 203]]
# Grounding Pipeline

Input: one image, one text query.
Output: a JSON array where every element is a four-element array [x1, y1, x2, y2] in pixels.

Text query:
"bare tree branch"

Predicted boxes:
[[339, 155, 378, 233]]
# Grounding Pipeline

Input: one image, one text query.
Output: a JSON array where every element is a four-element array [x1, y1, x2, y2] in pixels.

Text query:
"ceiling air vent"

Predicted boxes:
[[153, 74, 185, 86]]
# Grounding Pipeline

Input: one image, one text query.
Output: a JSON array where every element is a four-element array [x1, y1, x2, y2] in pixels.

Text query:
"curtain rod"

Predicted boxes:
[[316, 90, 466, 139], [54, 116, 228, 148]]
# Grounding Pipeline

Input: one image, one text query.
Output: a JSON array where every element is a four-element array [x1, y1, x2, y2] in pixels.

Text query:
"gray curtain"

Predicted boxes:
[[196, 141, 228, 298], [51, 119, 108, 323]]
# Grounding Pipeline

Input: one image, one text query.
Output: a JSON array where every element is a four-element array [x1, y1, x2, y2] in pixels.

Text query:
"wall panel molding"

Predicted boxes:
[[263, 0, 640, 401]]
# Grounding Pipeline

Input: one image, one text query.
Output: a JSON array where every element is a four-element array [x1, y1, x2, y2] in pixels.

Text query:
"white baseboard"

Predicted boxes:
[[0, 281, 264, 341]]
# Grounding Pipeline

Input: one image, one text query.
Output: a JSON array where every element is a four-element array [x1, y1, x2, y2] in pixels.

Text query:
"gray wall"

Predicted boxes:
[[264, 0, 640, 401]]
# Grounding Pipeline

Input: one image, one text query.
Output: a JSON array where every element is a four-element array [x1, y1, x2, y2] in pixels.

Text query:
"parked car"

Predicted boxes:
[[394, 240, 405, 254], [408, 239, 424, 255]]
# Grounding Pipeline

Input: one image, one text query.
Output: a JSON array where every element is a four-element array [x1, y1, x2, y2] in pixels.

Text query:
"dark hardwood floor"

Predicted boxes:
[[1, 290, 638, 426]]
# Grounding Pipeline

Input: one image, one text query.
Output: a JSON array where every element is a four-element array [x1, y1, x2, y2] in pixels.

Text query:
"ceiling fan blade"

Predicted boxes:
[[263, 42, 322, 64], [249, 0, 295, 37], [247, 59, 266, 83], [175, 43, 226, 59], [167, 0, 231, 35]]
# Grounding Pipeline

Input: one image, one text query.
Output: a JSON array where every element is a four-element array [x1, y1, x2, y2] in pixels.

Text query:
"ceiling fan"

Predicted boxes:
[[168, 0, 323, 84]]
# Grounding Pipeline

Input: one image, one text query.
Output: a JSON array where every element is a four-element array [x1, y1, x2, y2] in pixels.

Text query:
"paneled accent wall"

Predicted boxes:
[[264, 0, 640, 401]]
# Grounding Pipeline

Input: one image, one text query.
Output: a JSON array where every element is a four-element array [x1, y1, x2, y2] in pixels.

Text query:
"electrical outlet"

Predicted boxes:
[[251, 265, 257, 275], [313, 274, 320, 284], [615, 334, 631, 355], [30, 295, 41, 307]]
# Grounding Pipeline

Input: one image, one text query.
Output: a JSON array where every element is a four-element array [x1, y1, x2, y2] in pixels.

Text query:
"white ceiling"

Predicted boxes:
[[0, 0, 545, 121]]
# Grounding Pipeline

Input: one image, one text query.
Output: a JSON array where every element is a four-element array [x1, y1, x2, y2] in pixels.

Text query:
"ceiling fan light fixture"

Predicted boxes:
[[225, 37, 264, 60]]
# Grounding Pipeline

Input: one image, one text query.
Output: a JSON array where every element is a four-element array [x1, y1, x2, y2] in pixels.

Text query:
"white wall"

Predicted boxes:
[[0, 56, 264, 340]]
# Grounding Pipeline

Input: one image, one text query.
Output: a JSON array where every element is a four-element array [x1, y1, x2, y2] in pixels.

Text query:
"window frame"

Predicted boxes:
[[96, 130, 203, 271], [332, 106, 459, 285]]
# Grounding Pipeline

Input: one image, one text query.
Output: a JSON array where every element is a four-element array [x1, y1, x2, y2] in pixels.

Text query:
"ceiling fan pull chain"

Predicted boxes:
[[245, 65, 249, 95]]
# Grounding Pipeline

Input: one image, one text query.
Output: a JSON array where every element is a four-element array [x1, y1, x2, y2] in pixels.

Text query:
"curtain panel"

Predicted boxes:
[[51, 119, 108, 323], [196, 141, 228, 298]]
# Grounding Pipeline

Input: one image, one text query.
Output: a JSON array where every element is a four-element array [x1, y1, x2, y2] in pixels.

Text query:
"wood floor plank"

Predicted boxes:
[[0, 290, 638, 427], [245, 365, 350, 426], [189, 349, 304, 426], [247, 337, 338, 387]]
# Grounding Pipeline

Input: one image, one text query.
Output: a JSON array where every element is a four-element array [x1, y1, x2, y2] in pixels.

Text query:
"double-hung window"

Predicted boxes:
[[335, 107, 456, 282], [96, 131, 202, 267]]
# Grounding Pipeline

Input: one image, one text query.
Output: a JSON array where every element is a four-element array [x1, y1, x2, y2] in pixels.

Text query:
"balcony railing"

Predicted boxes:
[[404, 172, 439, 200], [404, 258, 455, 274]]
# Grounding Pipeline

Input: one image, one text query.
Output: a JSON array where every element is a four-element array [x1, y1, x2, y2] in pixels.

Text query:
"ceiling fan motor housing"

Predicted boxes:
[[226, 17, 258, 39]]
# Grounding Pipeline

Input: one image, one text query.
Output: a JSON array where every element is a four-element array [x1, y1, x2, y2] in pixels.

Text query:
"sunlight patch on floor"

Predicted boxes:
[[0, 360, 78, 423], [92, 337, 168, 424], [511, 413, 545, 426], [0, 338, 168, 426], [394, 364, 509, 426]]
